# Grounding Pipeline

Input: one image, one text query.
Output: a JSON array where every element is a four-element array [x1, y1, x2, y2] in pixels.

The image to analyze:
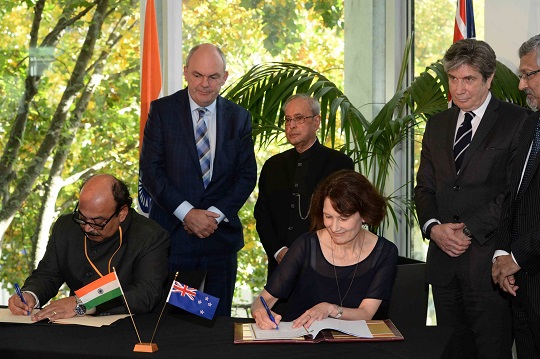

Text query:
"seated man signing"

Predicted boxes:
[[8, 174, 170, 320]]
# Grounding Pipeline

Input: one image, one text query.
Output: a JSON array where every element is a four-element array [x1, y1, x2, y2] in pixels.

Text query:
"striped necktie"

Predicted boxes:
[[453, 112, 474, 173], [196, 108, 211, 188]]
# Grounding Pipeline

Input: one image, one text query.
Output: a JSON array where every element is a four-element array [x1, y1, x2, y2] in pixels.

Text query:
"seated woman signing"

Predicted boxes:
[[251, 169, 398, 330]]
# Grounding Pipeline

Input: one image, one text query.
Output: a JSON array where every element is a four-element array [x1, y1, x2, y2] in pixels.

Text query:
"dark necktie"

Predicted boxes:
[[196, 108, 211, 188], [511, 118, 540, 241], [453, 112, 474, 173]]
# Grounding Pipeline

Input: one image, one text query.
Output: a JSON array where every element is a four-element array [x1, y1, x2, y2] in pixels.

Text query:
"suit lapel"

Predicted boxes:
[[176, 90, 203, 176], [442, 107, 460, 176], [212, 96, 230, 182], [516, 113, 540, 197]]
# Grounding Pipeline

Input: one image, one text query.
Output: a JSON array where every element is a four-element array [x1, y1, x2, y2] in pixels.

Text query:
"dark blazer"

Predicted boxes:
[[139, 88, 257, 257], [414, 96, 529, 289], [23, 210, 170, 314], [495, 111, 540, 315], [254, 140, 354, 276]]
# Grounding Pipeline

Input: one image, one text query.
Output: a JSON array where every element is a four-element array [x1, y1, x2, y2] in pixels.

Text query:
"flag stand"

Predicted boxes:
[[133, 343, 158, 353]]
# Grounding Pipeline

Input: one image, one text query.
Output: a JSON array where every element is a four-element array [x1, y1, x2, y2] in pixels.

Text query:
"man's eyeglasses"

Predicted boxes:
[[72, 202, 119, 230], [284, 115, 316, 126], [518, 69, 540, 82]]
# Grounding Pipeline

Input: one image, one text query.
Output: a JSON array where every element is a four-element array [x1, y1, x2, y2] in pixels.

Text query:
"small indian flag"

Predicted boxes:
[[74, 272, 123, 310]]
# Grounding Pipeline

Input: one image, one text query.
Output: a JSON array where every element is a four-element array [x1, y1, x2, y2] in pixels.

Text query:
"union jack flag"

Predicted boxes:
[[172, 281, 197, 300], [453, 0, 476, 43], [166, 280, 220, 320]]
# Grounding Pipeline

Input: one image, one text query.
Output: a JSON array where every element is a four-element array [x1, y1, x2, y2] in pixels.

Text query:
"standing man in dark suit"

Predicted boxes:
[[414, 39, 530, 359], [139, 43, 257, 317], [492, 34, 540, 359], [255, 94, 354, 283]]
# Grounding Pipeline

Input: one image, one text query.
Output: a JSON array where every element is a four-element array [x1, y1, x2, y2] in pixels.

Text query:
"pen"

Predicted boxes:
[[259, 296, 278, 330], [14, 283, 30, 316]]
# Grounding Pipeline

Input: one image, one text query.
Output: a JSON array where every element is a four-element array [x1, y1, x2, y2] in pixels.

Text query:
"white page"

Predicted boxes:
[[250, 318, 373, 340], [0, 308, 129, 327]]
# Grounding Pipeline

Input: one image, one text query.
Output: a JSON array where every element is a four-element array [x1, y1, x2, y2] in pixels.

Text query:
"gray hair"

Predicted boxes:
[[519, 34, 540, 67], [282, 94, 321, 115], [185, 43, 227, 72], [443, 39, 496, 82]]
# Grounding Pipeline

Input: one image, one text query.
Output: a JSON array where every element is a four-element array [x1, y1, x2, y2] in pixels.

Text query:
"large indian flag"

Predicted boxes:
[[74, 272, 123, 310]]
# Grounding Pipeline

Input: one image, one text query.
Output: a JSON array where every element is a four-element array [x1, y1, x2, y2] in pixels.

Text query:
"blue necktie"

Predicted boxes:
[[453, 112, 474, 173], [196, 108, 211, 188]]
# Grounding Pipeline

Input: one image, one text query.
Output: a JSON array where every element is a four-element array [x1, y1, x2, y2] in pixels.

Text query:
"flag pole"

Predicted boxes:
[[149, 271, 179, 344], [112, 267, 157, 353]]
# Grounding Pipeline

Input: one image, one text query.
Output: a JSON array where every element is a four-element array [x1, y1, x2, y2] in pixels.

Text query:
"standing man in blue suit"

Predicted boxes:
[[140, 43, 257, 317]]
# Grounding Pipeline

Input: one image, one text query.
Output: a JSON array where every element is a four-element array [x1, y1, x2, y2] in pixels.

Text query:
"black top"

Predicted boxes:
[[265, 231, 398, 321]]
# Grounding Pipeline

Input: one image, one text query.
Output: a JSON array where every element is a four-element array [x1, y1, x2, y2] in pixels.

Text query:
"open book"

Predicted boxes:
[[234, 318, 404, 344]]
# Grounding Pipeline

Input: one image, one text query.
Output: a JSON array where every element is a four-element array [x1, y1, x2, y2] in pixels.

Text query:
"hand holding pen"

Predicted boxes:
[[259, 296, 279, 330], [14, 283, 31, 316]]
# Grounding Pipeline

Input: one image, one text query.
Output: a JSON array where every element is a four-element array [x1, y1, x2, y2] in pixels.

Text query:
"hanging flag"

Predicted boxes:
[[453, 0, 476, 43], [166, 280, 220, 320], [138, 0, 162, 216], [74, 272, 123, 310]]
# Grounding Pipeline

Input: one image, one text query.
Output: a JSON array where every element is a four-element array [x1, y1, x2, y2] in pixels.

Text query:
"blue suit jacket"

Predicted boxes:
[[139, 88, 257, 257]]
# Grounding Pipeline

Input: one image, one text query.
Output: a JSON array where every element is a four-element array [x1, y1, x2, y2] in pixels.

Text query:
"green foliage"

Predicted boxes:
[[0, 1, 141, 289], [224, 34, 529, 235]]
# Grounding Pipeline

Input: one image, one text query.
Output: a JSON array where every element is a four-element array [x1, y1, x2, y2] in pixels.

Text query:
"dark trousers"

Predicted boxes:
[[513, 293, 540, 359], [169, 253, 237, 317], [432, 275, 513, 359]]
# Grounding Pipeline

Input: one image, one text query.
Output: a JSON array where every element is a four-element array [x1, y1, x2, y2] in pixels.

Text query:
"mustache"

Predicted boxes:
[[84, 231, 100, 237]]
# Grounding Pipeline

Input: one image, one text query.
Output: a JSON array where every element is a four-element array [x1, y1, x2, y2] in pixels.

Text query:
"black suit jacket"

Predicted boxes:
[[139, 88, 257, 258], [254, 140, 354, 276], [495, 111, 540, 315], [414, 96, 529, 289]]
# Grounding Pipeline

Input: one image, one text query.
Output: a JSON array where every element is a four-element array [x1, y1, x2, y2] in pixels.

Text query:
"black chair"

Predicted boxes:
[[387, 256, 428, 328]]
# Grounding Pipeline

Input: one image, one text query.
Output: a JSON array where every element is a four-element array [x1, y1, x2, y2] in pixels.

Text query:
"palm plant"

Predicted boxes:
[[224, 41, 527, 233]]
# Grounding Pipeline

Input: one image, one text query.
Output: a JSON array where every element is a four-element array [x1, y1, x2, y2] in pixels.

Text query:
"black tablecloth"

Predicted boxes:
[[0, 310, 451, 359]]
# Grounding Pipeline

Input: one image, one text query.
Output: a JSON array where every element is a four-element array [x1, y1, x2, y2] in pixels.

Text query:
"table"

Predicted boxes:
[[0, 310, 451, 359]]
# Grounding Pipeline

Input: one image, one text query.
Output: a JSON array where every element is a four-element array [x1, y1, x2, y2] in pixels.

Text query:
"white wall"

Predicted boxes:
[[485, 0, 540, 71]]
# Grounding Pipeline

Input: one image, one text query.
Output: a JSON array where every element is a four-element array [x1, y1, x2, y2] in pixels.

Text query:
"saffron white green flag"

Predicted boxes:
[[74, 272, 123, 310]]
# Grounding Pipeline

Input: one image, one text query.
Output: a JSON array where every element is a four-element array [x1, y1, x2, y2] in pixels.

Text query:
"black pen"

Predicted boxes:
[[14, 283, 30, 316], [259, 296, 278, 330]]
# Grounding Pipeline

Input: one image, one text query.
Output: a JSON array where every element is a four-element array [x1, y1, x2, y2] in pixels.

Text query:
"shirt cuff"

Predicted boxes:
[[492, 250, 519, 266], [174, 201, 194, 222], [24, 291, 40, 308], [207, 206, 227, 223], [274, 246, 287, 260], [422, 218, 441, 233]]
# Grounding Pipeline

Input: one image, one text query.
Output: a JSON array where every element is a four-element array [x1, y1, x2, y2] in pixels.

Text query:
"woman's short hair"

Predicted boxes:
[[309, 169, 386, 231]]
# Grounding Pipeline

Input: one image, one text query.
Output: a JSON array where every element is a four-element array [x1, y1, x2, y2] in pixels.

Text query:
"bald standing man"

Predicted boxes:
[[8, 174, 170, 320], [140, 43, 257, 316]]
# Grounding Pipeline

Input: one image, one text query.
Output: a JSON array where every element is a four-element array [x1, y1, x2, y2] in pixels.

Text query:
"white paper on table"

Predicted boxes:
[[250, 318, 373, 340]]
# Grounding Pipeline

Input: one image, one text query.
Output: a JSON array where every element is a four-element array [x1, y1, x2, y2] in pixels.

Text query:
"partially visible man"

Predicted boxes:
[[254, 94, 354, 282], [8, 174, 170, 320], [492, 34, 540, 359], [414, 39, 530, 359], [139, 43, 257, 317]]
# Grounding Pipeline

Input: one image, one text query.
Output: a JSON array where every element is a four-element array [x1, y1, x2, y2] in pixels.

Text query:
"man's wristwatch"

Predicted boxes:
[[333, 305, 343, 319], [463, 226, 473, 238], [74, 296, 87, 316]]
